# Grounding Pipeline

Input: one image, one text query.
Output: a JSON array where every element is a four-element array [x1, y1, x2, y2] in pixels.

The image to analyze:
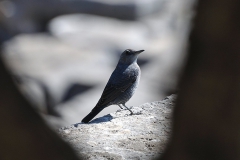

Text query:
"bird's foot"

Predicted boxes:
[[121, 104, 143, 115], [123, 105, 134, 115], [118, 104, 123, 109]]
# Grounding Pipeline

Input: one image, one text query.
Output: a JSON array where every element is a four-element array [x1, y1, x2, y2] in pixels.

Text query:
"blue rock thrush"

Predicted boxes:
[[81, 49, 144, 123]]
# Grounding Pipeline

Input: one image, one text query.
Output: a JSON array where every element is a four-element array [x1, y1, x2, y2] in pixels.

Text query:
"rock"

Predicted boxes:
[[48, 14, 148, 50], [3, 0, 165, 34], [58, 94, 176, 159], [68, 0, 166, 20]]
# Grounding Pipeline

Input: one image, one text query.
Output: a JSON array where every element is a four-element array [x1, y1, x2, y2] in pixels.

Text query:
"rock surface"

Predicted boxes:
[[58, 94, 176, 160]]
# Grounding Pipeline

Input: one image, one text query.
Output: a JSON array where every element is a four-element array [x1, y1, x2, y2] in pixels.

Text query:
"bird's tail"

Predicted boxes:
[[81, 106, 105, 123]]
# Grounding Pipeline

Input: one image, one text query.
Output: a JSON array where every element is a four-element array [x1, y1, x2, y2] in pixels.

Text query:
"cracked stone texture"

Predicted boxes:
[[58, 94, 176, 160]]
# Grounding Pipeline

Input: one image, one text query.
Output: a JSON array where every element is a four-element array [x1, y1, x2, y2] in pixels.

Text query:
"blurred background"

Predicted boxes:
[[0, 0, 195, 128]]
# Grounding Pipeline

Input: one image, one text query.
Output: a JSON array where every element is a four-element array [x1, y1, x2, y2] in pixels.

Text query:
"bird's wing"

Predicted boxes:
[[95, 70, 138, 108]]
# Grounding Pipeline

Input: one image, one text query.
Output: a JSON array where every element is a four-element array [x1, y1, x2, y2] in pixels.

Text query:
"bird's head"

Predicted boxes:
[[119, 49, 144, 65]]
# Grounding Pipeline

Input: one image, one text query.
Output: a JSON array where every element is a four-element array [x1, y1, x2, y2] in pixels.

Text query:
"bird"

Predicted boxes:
[[81, 49, 144, 123]]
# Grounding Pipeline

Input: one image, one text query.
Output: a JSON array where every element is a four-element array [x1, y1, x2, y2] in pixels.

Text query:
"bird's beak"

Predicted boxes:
[[134, 50, 144, 54]]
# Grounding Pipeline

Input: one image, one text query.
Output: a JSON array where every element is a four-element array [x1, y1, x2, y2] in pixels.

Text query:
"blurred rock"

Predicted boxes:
[[2, 0, 194, 127], [63, 0, 166, 20], [49, 14, 148, 50], [2, 0, 165, 34], [59, 94, 176, 160]]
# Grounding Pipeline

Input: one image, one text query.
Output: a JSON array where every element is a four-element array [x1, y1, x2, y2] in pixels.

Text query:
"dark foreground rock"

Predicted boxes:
[[58, 95, 176, 160]]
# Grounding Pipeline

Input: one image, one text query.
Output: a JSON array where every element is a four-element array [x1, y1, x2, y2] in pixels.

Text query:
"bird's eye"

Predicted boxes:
[[125, 50, 131, 55]]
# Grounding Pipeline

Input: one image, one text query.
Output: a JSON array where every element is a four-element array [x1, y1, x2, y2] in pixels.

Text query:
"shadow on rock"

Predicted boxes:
[[74, 114, 113, 126], [89, 114, 113, 123]]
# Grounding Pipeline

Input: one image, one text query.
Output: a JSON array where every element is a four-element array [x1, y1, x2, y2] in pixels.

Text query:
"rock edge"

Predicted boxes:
[[58, 94, 176, 160]]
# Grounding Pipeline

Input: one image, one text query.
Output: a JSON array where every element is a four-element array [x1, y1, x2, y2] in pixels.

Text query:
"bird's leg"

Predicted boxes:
[[122, 104, 134, 115], [118, 104, 123, 109]]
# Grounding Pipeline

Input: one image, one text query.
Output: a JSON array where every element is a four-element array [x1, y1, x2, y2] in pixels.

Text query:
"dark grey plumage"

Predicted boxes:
[[81, 49, 144, 123]]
